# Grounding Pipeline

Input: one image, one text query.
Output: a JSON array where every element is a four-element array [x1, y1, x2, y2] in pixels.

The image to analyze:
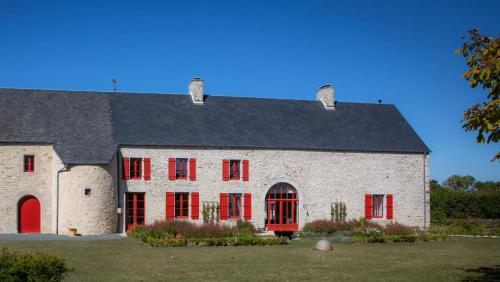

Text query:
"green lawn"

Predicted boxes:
[[1, 237, 500, 281]]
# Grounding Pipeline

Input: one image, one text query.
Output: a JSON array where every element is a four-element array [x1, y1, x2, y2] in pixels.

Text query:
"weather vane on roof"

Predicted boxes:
[[112, 78, 118, 92]]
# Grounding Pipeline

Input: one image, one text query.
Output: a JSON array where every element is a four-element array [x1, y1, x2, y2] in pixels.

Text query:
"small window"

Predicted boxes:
[[130, 158, 142, 179], [85, 188, 91, 197], [175, 192, 189, 218], [372, 195, 384, 218], [23, 155, 35, 172], [229, 160, 241, 180], [176, 158, 188, 179], [228, 193, 242, 219]]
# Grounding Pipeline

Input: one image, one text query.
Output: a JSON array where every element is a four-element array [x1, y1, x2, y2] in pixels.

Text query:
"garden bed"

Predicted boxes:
[[300, 219, 449, 243], [129, 220, 288, 247]]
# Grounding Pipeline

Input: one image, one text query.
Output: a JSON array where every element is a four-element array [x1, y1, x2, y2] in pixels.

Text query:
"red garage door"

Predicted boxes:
[[18, 196, 41, 233]]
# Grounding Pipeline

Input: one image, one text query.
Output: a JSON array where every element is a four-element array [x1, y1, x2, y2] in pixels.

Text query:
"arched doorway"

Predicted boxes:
[[265, 183, 298, 231], [18, 196, 41, 233]]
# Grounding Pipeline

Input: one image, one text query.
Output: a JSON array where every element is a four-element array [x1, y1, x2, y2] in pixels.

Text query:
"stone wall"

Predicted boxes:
[[0, 144, 53, 233], [1, 144, 429, 235], [58, 158, 117, 235], [120, 147, 429, 231]]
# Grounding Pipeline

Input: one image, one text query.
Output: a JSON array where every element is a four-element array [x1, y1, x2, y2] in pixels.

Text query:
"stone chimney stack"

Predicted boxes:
[[189, 77, 204, 104], [316, 84, 335, 110]]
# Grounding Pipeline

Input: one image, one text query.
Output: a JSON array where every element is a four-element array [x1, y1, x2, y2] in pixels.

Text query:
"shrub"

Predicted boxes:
[[144, 235, 288, 247], [303, 219, 337, 233], [431, 187, 500, 224], [131, 221, 237, 240], [431, 218, 500, 236], [0, 248, 71, 282], [235, 220, 257, 235], [353, 234, 423, 243], [349, 218, 384, 232], [302, 219, 358, 234], [387, 234, 417, 242], [383, 222, 418, 235], [417, 232, 449, 242], [303, 218, 413, 235], [131, 220, 279, 247]]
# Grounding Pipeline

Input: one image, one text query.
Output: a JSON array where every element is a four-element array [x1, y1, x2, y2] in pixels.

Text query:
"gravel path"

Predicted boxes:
[[0, 233, 126, 241]]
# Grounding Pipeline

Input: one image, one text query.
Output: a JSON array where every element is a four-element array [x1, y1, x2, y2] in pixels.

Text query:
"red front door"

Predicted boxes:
[[126, 193, 145, 231], [18, 196, 41, 233]]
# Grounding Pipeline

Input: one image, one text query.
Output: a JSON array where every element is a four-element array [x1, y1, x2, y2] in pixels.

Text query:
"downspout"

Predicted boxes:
[[56, 164, 68, 235], [116, 151, 121, 233], [423, 154, 427, 230]]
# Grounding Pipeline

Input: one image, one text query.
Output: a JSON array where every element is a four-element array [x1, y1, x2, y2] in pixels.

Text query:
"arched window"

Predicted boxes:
[[265, 183, 298, 231]]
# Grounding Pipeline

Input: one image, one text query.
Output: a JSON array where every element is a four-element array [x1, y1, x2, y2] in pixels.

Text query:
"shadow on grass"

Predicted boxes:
[[463, 265, 500, 281]]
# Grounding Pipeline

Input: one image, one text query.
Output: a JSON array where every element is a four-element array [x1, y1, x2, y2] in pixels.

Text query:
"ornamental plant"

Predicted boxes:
[[0, 248, 72, 282]]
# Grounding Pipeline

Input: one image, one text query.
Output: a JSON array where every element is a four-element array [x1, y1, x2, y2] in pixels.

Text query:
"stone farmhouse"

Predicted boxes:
[[0, 79, 430, 235]]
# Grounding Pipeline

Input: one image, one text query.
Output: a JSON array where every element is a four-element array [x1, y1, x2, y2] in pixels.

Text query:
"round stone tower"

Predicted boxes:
[[58, 161, 117, 235]]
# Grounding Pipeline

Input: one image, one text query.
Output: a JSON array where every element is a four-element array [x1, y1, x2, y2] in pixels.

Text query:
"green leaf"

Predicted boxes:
[[476, 134, 485, 143]]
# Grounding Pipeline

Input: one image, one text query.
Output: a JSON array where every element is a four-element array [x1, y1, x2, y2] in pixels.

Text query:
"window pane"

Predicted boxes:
[[24, 155, 34, 172], [137, 209, 144, 217], [229, 160, 240, 179], [182, 194, 189, 216], [176, 158, 188, 178], [175, 193, 181, 217], [137, 201, 144, 209], [372, 195, 384, 217], [175, 192, 189, 217], [136, 216, 144, 225], [130, 158, 142, 178], [228, 193, 242, 218]]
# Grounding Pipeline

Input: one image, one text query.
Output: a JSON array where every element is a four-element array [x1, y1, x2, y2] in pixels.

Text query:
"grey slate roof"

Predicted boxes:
[[0, 88, 430, 164], [0, 89, 116, 164]]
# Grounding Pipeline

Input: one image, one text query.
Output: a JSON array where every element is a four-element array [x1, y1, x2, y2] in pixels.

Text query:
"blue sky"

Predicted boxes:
[[0, 0, 498, 182]]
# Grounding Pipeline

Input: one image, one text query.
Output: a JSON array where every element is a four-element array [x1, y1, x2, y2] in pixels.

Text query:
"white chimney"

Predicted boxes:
[[316, 84, 335, 110], [189, 77, 204, 104]]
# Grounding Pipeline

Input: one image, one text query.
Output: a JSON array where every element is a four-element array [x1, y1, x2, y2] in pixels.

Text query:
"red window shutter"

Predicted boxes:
[[243, 193, 252, 220], [122, 157, 130, 180], [365, 194, 373, 219], [386, 194, 393, 219], [143, 158, 151, 180], [220, 193, 228, 220], [166, 192, 175, 220], [189, 158, 196, 181], [242, 160, 249, 181], [191, 192, 199, 219], [168, 158, 176, 180], [222, 159, 229, 181]]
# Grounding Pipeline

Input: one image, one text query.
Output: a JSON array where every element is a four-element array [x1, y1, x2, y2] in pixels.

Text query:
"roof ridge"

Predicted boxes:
[[0, 87, 393, 106]]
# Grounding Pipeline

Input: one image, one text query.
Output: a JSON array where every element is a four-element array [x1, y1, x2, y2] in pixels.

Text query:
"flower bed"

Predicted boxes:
[[129, 220, 288, 247], [301, 218, 449, 243]]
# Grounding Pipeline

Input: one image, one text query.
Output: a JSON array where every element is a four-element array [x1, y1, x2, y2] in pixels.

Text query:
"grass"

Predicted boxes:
[[1, 237, 499, 281]]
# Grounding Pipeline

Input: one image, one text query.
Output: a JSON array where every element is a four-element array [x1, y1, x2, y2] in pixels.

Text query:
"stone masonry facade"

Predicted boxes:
[[1, 144, 429, 235], [0, 145, 54, 233], [120, 147, 430, 232]]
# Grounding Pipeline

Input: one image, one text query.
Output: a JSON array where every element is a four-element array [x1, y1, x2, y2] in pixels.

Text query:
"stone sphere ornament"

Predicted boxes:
[[314, 239, 333, 251]]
